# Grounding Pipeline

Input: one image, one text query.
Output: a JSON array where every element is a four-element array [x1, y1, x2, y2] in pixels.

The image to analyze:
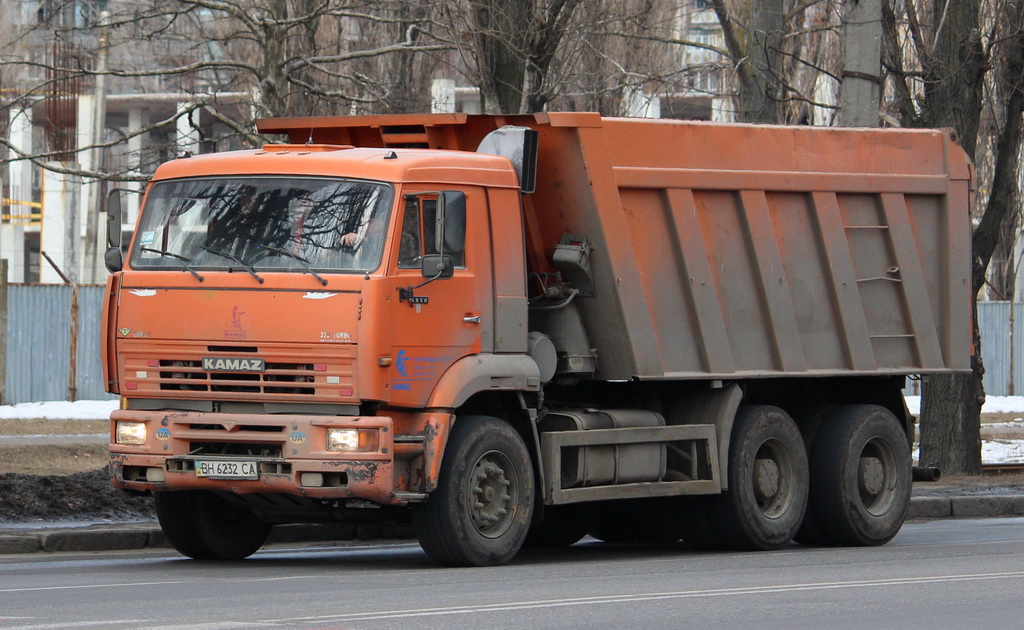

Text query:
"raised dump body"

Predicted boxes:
[[261, 112, 972, 381]]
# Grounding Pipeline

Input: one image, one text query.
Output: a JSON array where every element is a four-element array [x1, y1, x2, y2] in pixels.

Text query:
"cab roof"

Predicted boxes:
[[150, 145, 520, 189]]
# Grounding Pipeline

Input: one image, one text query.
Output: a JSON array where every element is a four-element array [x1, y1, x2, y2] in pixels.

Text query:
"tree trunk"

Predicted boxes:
[[522, 0, 581, 113], [384, 1, 431, 114], [919, 323, 984, 476], [917, 0, 1024, 476], [839, 0, 882, 127], [257, 0, 289, 119], [917, 2, 984, 160], [708, 0, 785, 123], [472, 0, 531, 114], [469, 0, 581, 114]]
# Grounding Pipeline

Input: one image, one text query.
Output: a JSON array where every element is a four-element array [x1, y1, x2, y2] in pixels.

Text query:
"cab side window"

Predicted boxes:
[[398, 195, 466, 269]]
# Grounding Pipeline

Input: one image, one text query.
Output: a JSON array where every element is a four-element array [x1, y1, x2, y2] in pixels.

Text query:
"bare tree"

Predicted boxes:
[[706, 0, 787, 122], [439, 0, 583, 114], [0, 0, 450, 183], [705, 0, 846, 124], [883, 0, 1024, 475], [551, 1, 720, 116]]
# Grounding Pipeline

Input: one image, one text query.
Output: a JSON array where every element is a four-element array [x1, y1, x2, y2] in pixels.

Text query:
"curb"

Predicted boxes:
[[0, 522, 414, 555], [2, 496, 1021, 555], [907, 495, 1024, 519]]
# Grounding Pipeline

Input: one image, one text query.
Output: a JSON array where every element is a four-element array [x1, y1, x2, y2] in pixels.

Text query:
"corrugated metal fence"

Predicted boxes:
[[1, 285, 1022, 403], [902, 302, 1021, 397], [3, 284, 115, 403], [978, 302, 1023, 396]]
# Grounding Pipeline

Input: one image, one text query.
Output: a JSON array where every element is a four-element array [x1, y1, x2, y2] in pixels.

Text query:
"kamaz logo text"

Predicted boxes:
[[202, 357, 266, 372]]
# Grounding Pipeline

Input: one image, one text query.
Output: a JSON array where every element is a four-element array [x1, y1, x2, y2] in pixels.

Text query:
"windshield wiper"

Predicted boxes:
[[258, 245, 328, 286], [140, 247, 205, 282], [199, 245, 265, 284]]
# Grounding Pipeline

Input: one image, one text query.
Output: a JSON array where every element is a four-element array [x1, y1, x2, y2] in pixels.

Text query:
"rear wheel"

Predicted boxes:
[[810, 405, 911, 546], [793, 406, 837, 546], [713, 405, 808, 550], [412, 416, 534, 566], [156, 490, 272, 560]]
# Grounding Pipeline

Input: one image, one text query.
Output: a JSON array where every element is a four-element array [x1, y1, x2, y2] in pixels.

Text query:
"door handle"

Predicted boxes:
[[464, 315, 481, 324]]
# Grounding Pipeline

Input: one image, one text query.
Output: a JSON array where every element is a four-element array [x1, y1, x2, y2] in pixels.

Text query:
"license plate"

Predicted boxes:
[[195, 459, 259, 480]]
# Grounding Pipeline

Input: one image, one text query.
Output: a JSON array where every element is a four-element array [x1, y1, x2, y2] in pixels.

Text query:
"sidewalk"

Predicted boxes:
[[2, 481, 1022, 555]]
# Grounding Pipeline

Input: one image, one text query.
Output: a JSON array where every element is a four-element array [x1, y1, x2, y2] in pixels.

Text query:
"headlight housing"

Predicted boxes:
[[115, 421, 147, 445], [326, 428, 378, 452]]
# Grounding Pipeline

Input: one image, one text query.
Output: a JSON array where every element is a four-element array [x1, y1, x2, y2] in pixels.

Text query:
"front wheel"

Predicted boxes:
[[810, 405, 911, 546], [156, 490, 272, 560], [412, 416, 535, 566]]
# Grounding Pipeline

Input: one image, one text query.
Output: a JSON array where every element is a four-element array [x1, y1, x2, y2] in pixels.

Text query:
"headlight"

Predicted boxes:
[[115, 421, 147, 445], [326, 428, 378, 452]]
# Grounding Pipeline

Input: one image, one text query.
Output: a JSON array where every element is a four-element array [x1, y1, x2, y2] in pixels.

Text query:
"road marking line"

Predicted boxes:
[[2, 621, 148, 629], [274, 571, 1024, 623], [0, 573, 325, 594]]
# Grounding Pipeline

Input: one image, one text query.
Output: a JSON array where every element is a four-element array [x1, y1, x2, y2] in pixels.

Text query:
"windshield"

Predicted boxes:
[[130, 177, 393, 273]]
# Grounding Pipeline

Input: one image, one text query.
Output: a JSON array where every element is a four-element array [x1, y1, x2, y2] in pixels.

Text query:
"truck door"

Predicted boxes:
[[387, 189, 493, 406]]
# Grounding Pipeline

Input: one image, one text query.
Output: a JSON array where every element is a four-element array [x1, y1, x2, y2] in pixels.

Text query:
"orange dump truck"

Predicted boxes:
[[103, 113, 971, 566]]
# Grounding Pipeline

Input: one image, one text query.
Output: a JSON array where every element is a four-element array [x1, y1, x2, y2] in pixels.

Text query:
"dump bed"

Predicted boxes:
[[259, 112, 972, 381]]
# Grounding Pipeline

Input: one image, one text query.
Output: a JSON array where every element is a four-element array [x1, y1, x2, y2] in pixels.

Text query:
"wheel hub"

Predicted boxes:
[[753, 457, 780, 505], [859, 456, 885, 497], [469, 454, 516, 538]]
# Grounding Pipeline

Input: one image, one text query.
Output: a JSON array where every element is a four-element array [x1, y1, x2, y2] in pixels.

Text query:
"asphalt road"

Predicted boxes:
[[2, 518, 1023, 630]]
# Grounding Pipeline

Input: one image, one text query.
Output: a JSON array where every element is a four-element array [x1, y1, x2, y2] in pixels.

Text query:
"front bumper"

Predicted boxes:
[[109, 409, 405, 505]]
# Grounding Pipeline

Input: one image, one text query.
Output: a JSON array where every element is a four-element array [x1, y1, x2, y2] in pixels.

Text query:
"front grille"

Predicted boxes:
[[120, 341, 357, 402], [159, 360, 315, 394]]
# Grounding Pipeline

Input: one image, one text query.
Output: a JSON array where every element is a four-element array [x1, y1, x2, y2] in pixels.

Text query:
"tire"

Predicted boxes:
[[793, 406, 837, 547], [712, 405, 808, 550], [810, 405, 911, 546], [156, 490, 272, 560], [155, 491, 216, 560], [412, 416, 535, 566]]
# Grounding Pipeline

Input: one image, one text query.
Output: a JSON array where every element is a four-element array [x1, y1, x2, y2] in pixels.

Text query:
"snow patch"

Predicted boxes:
[[904, 395, 1024, 416], [0, 400, 118, 420]]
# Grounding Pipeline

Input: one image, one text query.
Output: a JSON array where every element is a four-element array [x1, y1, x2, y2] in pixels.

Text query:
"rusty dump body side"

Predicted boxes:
[[260, 112, 973, 382]]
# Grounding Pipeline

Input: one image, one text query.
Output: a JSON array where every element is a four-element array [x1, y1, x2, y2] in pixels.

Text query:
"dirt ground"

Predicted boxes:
[[0, 419, 108, 476], [0, 469, 155, 524], [0, 418, 154, 524]]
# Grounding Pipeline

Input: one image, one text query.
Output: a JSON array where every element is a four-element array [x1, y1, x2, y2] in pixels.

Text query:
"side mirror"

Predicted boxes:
[[435, 191, 466, 254], [421, 254, 454, 280], [104, 188, 124, 273]]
